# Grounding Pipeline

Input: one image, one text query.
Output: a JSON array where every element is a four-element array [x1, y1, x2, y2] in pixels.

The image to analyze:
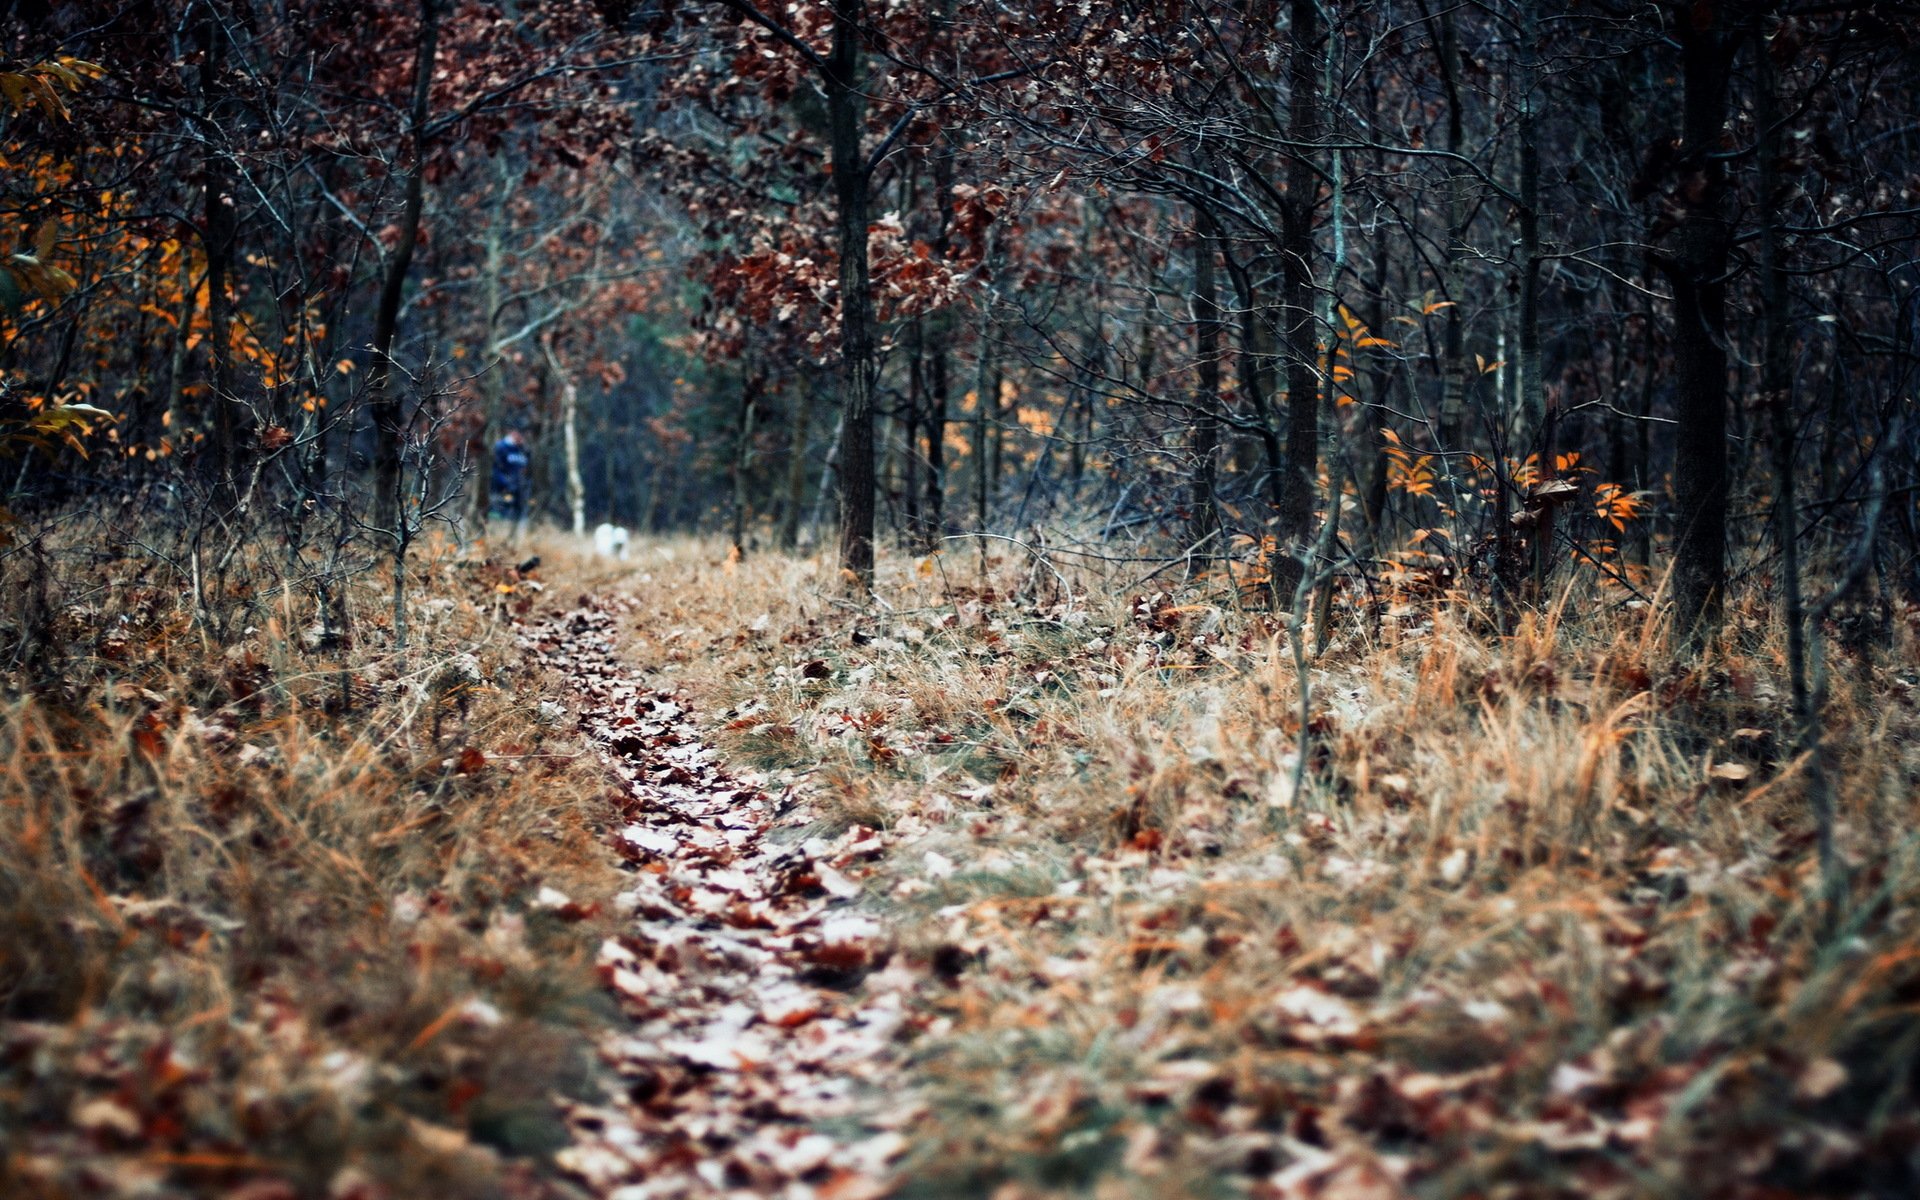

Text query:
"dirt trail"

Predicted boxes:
[[519, 593, 912, 1200]]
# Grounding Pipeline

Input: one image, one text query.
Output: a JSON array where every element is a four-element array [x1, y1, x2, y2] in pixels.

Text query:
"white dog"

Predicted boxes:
[[592, 523, 631, 561]]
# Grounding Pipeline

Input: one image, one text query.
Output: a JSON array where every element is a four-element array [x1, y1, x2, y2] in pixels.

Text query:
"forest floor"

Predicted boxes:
[[6, 528, 1920, 1200]]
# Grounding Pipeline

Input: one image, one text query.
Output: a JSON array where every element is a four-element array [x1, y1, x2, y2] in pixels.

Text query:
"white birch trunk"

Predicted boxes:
[[541, 335, 587, 536]]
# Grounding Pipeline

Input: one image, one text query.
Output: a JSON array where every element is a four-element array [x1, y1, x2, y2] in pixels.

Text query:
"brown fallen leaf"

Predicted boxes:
[[1796, 1056, 1847, 1101], [1709, 761, 1753, 785], [71, 1096, 141, 1139], [815, 861, 864, 899]]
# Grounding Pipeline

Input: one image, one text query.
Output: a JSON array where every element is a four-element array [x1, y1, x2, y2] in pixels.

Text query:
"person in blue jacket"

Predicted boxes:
[[490, 426, 531, 543]]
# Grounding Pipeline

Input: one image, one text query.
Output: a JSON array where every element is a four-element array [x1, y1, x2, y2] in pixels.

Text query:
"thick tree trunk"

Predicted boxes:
[[1668, 16, 1735, 644], [827, 0, 876, 588], [368, 0, 440, 534], [1272, 0, 1324, 601]]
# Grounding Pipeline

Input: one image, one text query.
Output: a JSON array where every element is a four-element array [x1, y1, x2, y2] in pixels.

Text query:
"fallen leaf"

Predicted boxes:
[[71, 1096, 141, 1139], [1796, 1057, 1847, 1101]]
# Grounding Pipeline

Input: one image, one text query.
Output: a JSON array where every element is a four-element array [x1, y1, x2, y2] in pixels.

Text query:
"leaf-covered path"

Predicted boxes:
[[519, 593, 909, 1200]]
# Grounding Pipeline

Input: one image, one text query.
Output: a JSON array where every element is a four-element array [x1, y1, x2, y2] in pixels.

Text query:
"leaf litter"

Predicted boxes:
[[521, 596, 912, 1199], [491, 542, 1920, 1200], [556, 544, 1920, 1200]]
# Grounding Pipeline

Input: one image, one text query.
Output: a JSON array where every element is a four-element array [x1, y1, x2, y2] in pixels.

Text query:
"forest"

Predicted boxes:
[[2, 1, 1919, 1197]]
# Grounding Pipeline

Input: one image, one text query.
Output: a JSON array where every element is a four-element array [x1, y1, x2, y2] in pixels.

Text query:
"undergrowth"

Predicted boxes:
[[0, 519, 634, 1200], [9, 514, 1918, 1200], [621, 534, 1920, 1200]]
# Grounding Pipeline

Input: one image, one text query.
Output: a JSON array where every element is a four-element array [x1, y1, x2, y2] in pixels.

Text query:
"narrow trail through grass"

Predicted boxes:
[[542, 534, 1920, 1200], [10, 527, 1916, 1200], [526, 588, 910, 1199]]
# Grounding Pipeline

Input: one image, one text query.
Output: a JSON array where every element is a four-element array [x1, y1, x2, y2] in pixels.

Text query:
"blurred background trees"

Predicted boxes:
[[2, 0, 1916, 646]]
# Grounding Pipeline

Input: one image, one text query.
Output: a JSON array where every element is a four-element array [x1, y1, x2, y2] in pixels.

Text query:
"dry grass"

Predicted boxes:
[[0, 522, 637, 1199], [616, 534, 1920, 1199], [10, 517, 1916, 1199]]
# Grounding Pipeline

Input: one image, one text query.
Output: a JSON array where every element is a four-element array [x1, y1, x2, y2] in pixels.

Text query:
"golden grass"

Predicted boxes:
[[615, 533, 1920, 1199], [8, 516, 1915, 1198], [0, 524, 633, 1199]]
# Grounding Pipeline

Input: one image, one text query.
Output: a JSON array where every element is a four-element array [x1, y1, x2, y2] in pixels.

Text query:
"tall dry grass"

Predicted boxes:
[[624, 534, 1920, 1199], [1, 523, 633, 1199]]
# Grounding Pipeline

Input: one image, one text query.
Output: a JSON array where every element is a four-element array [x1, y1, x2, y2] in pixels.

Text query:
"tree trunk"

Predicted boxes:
[[1434, 5, 1470, 456], [926, 320, 949, 547], [368, 0, 441, 534], [1755, 9, 1813, 835], [1604, 305, 1634, 554], [1517, 1, 1552, 600], [991, 363, 1007, 496], [198, 14, 241, 511], [1272, 0, 1324, 601], [1068, 316, 1100, 487], [1222, 254, 1288, 518], [1629, 290, 1656, 567], [471, 164, 511, 532], [644, 464, 665, 533], [904, 319, 926, 546], [973, 248, 1000, 550], [537, 334, 585, 536], [779, 373, 814, 550], [921, 134, 955, 549], [1668, 15, 1736, 644], [828, 0, 877, 588], [731, 371, 761, 553], [807, 408, 846, 545], [164, 228, 199, 450], [1355, 245, 1392, 560], [1190, 220, 1221, 552], [563, 376, 585, 536]]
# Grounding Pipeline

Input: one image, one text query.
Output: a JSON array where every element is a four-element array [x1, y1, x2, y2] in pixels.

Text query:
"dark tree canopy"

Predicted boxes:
[[3, 0, 1913, 639]]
